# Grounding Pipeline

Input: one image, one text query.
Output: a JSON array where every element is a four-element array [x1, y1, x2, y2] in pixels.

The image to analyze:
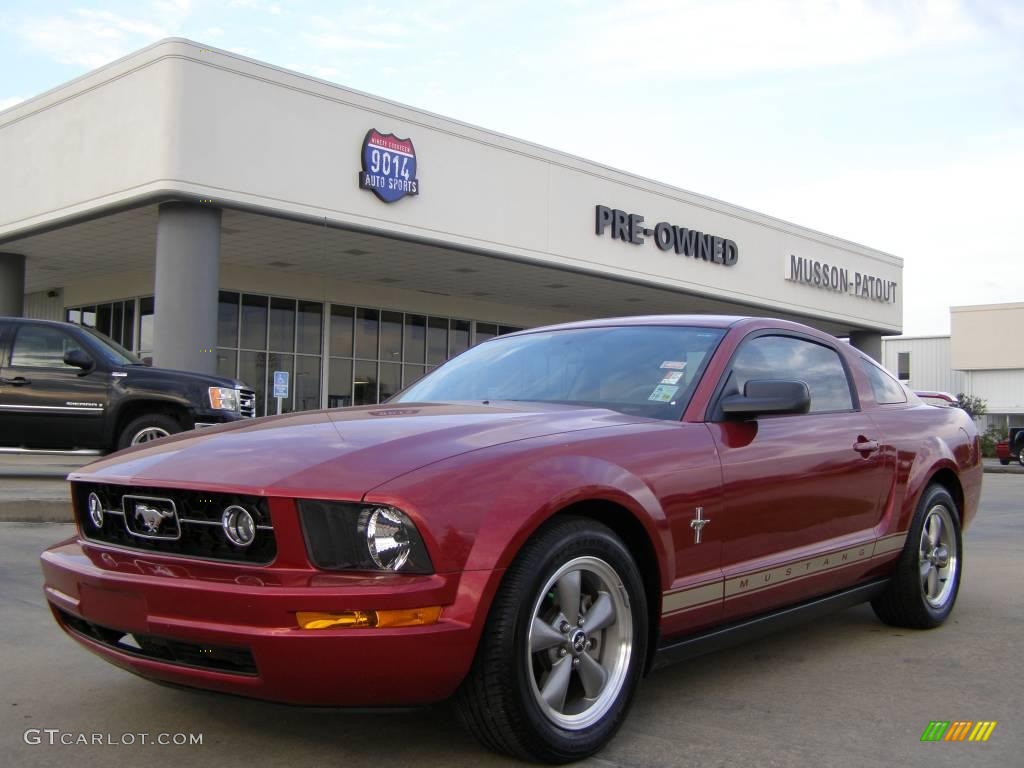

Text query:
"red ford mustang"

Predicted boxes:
[[41, 316, 982, 762]]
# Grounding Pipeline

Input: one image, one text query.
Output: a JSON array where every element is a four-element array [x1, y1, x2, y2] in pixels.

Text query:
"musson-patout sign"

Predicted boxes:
[[358, 129, 419, 203], [785, 254, 897, 303]]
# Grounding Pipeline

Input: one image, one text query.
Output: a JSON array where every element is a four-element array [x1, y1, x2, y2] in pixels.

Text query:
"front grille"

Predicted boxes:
[[58, 609, 257, 675], [75, 483, 276, 565], [238, 389, 256, 418]]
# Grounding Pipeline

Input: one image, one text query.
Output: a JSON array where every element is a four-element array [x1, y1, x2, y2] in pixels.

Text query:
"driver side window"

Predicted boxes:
[[730, 335, 854, 413], [11, 326, 85, 369]]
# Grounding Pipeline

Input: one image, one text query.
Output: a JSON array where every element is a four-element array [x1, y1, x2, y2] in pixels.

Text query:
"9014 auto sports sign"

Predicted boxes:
[[358, 129, 419, 203]]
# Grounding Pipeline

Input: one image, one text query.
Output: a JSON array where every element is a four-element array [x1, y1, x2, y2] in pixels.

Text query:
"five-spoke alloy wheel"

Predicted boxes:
[[872, 484, 963, 628], [455, 517, 647, 763]]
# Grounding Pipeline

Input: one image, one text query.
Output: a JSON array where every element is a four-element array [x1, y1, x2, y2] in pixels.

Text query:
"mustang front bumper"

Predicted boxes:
[[40, 537, 491, 706]]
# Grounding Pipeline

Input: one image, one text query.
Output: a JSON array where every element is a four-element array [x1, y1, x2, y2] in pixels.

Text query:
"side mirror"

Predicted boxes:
[[63, 348, 95, 372], [721, 379, 811, 417]]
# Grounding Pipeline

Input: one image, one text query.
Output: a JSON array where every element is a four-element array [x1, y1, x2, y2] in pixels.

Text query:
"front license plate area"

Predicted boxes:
[[78, 584, 148, 633]]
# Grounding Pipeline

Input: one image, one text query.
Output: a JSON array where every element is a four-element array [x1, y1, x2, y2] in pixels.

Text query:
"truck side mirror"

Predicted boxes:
[[63, 348, 95, 373]]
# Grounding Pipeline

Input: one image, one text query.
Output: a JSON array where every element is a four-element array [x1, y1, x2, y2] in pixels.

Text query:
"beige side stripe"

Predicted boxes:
[[661, 531, 909, 616], [662, 581, 724, 615]]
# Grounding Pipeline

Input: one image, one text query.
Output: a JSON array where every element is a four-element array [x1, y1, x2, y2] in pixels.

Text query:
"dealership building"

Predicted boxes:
[[0, 38, 903, 416]]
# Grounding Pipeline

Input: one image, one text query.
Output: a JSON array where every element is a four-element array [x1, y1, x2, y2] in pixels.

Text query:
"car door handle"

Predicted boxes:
[[0, 376, 31, 386], [853, 437, 879, 454]]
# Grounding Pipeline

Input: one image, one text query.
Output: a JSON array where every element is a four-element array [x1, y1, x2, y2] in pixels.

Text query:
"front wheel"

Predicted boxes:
[[117, 413, 182, 450], [455, 517, 648, 763], [871, 485, 962, 629]]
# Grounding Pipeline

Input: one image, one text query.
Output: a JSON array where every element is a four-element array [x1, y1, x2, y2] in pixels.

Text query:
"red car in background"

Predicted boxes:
[[41, 316, 982, 763]]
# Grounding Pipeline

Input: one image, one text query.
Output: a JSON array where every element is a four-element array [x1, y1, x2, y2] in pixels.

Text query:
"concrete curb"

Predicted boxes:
[[0, 500, 73, 523]]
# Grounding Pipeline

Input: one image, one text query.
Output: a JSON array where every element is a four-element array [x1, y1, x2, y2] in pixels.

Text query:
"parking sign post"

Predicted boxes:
[[273, 371, 289, 415]]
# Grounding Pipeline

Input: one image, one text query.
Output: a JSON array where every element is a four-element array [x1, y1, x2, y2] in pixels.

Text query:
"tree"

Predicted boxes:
[[955, 392, 987, 420]]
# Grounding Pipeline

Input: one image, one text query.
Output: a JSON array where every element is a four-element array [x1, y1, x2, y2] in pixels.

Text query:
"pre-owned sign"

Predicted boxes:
[[595, 205, 738, 266]]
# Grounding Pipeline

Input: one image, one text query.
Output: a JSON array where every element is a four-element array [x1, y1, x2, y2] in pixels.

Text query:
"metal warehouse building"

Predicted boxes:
[[0, 39, 903, 416]]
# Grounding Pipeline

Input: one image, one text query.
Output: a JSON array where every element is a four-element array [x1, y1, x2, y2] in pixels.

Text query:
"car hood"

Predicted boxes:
[[115, 365, 247, 390], [70, 402, 647, 498]]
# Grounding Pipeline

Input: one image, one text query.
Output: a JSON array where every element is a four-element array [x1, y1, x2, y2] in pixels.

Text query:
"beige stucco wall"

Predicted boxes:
[[951, 303, 1024, 370]]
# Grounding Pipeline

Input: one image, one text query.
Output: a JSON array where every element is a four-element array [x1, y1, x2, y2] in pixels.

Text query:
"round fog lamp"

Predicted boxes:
[[366, 507, 412, 571], [222, 505, 256, 547], [87, 492, 104, 528]]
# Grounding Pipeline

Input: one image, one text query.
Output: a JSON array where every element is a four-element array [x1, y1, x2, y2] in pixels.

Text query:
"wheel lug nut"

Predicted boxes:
[[577, 617, 585, 627], [572, 657, 580, 666], [559, 622, 571, 634], [559, 648, 567, 657]]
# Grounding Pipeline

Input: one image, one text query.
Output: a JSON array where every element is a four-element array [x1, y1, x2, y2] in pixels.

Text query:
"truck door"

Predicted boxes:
[[1, 323, 108, 449]]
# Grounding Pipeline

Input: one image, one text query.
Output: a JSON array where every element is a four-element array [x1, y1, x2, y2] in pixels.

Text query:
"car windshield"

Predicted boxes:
[[81, 326, 144, 366], [394, 325, 725, 420]]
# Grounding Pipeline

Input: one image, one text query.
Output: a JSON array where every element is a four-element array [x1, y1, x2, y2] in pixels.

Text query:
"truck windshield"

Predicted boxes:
[[81, 327, 145, 366], [394, 325, 725, 421]]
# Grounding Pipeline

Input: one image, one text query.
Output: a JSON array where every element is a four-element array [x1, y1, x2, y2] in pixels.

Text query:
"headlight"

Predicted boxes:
[[297, 500, 433, 573], [208, 387, 239, 411]]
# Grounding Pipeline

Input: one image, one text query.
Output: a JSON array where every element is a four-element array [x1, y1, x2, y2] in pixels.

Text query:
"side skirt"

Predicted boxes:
[[651, 579, 889, 671]]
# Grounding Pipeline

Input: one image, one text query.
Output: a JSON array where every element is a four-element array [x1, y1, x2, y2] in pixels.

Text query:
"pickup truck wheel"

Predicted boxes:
[[871, 485, 962, 629], [454, 517, 647, 763], [118, 414, 182, 449], [1018, 453, 1024, 467]]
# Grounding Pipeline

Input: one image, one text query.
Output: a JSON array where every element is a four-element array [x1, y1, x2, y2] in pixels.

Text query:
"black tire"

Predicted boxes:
[[116, 413, 182, 450], [999, 458, 1010, 466], [871, 485, 963, 629], [454, 516, 648, 763]]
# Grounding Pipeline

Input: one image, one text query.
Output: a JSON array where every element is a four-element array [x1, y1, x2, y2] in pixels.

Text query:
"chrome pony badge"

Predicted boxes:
[[122, 495, 181, 540], [358, 129, 419, 203]]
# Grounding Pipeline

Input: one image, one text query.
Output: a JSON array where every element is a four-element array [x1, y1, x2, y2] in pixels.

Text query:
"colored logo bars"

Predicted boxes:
[[920, 721, 997, 742]]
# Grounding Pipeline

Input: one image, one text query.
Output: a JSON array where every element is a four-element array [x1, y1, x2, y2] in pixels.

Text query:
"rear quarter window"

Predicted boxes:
[[861, 359, 908, 404]]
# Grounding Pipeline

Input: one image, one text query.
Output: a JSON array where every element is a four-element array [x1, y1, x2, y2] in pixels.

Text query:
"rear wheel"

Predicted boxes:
[[117, 413, 182, 450], [871, 485, 962, 629], [454, 517, 647, 763]]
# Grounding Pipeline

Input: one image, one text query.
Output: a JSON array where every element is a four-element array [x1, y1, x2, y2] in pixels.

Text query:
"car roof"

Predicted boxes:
[[507, 315, 748, 336]]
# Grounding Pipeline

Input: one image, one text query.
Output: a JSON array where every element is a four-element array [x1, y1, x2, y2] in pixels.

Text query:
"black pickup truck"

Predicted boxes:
[[0, 317, 255, 452]]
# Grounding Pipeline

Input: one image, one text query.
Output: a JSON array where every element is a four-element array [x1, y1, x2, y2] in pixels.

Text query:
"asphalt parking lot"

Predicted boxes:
[[1, 475, 1020, 768]]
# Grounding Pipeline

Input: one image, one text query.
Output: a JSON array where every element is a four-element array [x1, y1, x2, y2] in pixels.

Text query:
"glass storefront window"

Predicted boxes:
[[450, 319, 470, 357], [240, 294, 268, 350], [138, 297, 154, 358], [380, 310, 403, 363], [427, 317, 448, 365], [379, 362, 401, 401], [239, 350, 267, 417], [475, 322, 497, 345], [269, 297, 296, 353], [297, 301, 323, 355], [328, 358, 353, 408], [403, 314, 426, 363], [295, 355, 321, 411], [330, 305, 354, 357], [218, 291, 240, 348], [65, 293, 527, 413], [217, 348, 238, 380], [355, 308, 379, 360], [353, 360, 377, 405]]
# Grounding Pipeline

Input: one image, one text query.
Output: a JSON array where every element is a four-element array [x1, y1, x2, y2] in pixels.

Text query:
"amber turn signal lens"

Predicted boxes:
[[296, 606, 441, 630]]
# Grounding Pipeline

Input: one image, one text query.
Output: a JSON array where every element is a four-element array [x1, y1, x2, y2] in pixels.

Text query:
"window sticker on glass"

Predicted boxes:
[[660, 361, 686, 370], [648, 384, 679, 402], [660, 370, 683, 385]]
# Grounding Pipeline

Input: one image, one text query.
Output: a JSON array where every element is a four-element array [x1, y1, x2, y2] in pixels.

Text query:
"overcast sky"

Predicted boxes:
[[1, 0, 1021, 335]]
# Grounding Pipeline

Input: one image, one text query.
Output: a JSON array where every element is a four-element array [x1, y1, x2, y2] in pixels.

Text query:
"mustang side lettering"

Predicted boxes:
[[40, 316, 982, 763]]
